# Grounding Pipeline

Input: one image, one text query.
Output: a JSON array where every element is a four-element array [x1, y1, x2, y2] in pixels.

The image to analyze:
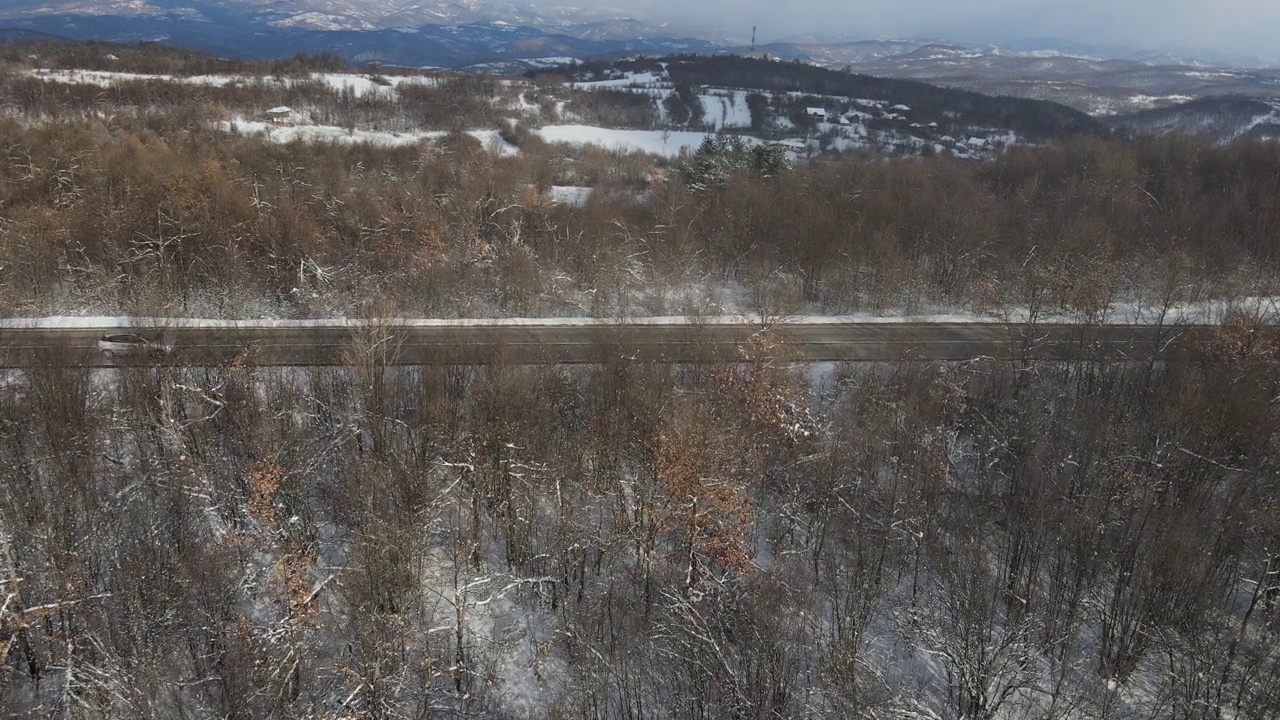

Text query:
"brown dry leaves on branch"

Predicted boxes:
[[247, 459, 320, 622], [656, 399, 754, 577], [1212, 307, 1280, 367]]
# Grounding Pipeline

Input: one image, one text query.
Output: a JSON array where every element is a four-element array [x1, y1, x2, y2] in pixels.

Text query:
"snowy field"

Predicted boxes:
[[534, 125, 755, 157], [699, 90, 754, 130], [218, 119, 520, 155], [24, 69, 441, 97], [574, 71, 667, 89], [215, 118, 769, 159]]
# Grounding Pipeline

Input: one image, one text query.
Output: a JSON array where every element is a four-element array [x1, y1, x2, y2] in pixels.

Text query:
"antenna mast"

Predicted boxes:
[[750, 25, 757, 55]]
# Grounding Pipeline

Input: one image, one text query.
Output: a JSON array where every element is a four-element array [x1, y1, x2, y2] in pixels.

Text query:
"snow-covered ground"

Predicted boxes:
[[521, 56, 581, 68], [23, 69, 441, 98], [24, 68, 242, 87], [5, 298, 1274, 329], [699, 90, 754, 130], [221, 119, 436, 147], [534, 124, 753, 157], [545, 185, 594, 207], [1087, 93, 1199, 116], [218, 118, 520, 155], [574, 71, 667, 89], [1242, 101, 1280, 138], [1128, 93, 1196, 109]]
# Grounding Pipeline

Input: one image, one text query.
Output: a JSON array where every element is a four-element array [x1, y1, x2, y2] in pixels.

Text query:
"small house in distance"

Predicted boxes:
[[266, 106, 294, 126], [805, 107, 827, 122]]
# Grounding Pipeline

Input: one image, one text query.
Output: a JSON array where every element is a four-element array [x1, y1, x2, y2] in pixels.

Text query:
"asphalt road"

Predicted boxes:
[[0, 319, 1235, 367]]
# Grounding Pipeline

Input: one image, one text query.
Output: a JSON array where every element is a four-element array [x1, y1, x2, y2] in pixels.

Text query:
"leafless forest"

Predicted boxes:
[[1, 42, 1280, 719], [3, 325, 1280, 718], [2, 47, 1280, 319]]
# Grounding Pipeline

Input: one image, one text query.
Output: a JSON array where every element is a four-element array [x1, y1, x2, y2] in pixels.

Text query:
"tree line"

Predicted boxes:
[[0, 39, 348, 77], [1, 108, 1278, 319], [541, 55, 1106, 141]]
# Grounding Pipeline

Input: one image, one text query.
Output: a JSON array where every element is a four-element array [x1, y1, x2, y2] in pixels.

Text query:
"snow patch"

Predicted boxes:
[[217, 118, 519, 154], [534, 125, 754, 158], [545, 186, 594, 207], [7, 299, 1272, 330], [575, 71, 665, 88], [23, 68, 441, 98]]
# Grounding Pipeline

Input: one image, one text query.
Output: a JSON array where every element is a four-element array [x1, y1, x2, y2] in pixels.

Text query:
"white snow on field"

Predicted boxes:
[[1126, 93, 1196, 110], [522, 56, 580, 68], [26, 68, 239, 86], [1092, 93, 1199, 114], [467, 129, 521, 156], [1182, 70, 1242, 79], [1243, 103, 1280, 136], [24, 69, 440, 97], [699, 90, 754, 130], [221, 119, 436, 147], [535, 125, 755, 157], [545, 186, 594, 207], [575, 71, 665, 88], [218, 118, 519, 155], [311, 72, 440, 96], [267, 12, 372, 31], [515, 92, 540, 114]]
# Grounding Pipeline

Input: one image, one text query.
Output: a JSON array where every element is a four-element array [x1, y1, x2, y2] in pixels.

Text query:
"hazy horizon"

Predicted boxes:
[[605, 0, 1280, 61], [3, 0, 1277, 65]]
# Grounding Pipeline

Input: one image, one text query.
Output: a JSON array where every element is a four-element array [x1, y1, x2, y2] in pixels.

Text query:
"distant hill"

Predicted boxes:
[[0, 9, 719, 68], [548, 55, 1105, 143], [0, 27, 69, 44], [1117, 96, 1280, 142], [831, 52, 1280, 116]]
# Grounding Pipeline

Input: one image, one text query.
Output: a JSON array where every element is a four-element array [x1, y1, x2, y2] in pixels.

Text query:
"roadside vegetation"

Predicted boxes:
[[2, 324, 1279, 717], [1, 38, 1279, 719]]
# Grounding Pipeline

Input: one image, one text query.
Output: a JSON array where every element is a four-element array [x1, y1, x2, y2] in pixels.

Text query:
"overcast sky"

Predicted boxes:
[[612, 0, 1280, 59]]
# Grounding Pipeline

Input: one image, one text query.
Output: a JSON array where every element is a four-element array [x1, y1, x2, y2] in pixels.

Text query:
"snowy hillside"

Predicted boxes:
[[10, 61, 1041, 160], [559, 59, 1081, 159], [1118, 96, 1280, 142]]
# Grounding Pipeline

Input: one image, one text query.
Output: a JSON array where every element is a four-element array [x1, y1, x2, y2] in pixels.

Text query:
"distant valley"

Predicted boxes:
[[2, 0, 1280, 144]]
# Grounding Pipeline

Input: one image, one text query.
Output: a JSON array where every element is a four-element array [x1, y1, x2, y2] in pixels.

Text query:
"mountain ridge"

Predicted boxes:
[[3, 1, 1278, 70], [3, 0, 1280, 120]]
